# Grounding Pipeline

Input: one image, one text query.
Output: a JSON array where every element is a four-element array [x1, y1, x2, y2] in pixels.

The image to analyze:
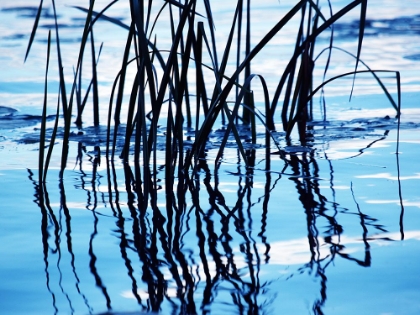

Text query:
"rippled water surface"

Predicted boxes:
[[1, 1, 420, 314]]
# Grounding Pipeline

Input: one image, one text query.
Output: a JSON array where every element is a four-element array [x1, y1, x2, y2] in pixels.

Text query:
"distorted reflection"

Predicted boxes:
[[27, 131, 405, 314]]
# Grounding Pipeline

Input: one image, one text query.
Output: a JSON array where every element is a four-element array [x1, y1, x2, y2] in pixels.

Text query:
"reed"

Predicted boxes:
[[25, 2, 404, 312], [28, 0, 400, 198]]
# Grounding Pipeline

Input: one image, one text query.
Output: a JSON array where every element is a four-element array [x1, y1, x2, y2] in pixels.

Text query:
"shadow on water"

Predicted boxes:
[[26, 127, 405, 314]]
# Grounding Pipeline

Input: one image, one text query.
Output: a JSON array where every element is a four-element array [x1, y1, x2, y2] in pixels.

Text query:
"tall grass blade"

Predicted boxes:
[[59, 0, 96, 176], [51, 0, 68, 116], [350, 0, 367, 99], [25, 0, 44, 62], [43, 94, 61, 182], [39, 30, 51, 184], [242, 0, 252, 124], [90, 33, 101, 126]]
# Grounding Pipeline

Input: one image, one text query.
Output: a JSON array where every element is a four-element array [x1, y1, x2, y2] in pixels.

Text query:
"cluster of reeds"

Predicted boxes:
[[25, 2, 405, 312], [27, 0, 401, 200]]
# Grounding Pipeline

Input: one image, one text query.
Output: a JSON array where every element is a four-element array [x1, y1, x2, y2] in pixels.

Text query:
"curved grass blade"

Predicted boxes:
[[316, 46, 400, 113], [271, 0, 368, 130], [164, 0, 205, 18], [308, 69, 401, 114], [215, 74, 283, 165]]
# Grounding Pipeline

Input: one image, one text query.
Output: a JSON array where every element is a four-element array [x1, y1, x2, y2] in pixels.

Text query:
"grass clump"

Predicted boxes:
[[27, 0, 400, 198]]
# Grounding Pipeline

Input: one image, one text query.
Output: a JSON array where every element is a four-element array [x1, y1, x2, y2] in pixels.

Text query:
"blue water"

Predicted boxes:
[[1, 1, 420, 314]]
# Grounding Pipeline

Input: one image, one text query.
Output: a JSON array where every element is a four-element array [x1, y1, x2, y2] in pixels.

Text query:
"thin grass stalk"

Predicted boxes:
[[192, 21, 214, 165], [236, 0, 244, 125], [106, 69, 121, 159], [350, 0, 367, 99], [202, 0, 218, 71], [249, 91, 256, 144], [165, 98, 175, 206], [286, 59, 305, 137], [283, 0, 314, 135], [59, 0, 96, 177], [75, 62, 83, 125], [75, 76, 91, 126], [129, 0, 146, 175], [121, 74, 141, 161], [173, 2, 199, 170], [144, 0, 153, 35], [278, 2, 307, 131], [168, 5, 183, 147], [288, 40, 314, 140], [140, 71, 155, 208], [394, 71, 403, 239], [43, 94, 61, 182], [195, 22, 204, 133], [178, 4, 196, 129], [242, 0, 252, 124], [74, 40, 102, 126], [39, 30, 51, 185], [50, 0, 69, 117], [25, 0, 44, 62], [90, 31, 100, 126], [132, 43, 149, 207], [297, 44, 314, 140], [320, 0, 335, 122], [109, 22, 136, 160], [307, 2, 320, 122], [195, 23, 211, 114]]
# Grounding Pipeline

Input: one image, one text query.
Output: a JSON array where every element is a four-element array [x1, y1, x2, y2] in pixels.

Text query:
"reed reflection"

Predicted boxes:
[[30, 133, 400, 314], [28, 167, 94, 315], [280, 140, 395, 314]]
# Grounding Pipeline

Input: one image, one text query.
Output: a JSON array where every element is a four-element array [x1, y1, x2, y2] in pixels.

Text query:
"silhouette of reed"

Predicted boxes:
[[27, 0, 401, 189], [25, 1, 405, 314]]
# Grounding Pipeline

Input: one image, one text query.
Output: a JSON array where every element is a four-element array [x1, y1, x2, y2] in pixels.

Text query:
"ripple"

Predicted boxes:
[[334, 14, 420, 38]]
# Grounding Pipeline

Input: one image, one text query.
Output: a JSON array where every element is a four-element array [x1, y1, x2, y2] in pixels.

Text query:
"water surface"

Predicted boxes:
[[1, 1, 420, 314]]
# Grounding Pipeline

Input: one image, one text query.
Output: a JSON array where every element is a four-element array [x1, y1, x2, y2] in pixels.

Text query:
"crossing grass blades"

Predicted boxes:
[[27, 0, 401, 206]]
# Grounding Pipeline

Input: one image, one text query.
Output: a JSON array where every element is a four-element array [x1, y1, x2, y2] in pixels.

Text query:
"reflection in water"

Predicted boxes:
[[28, 132, 404, 314], [283, 150, 378, 314]]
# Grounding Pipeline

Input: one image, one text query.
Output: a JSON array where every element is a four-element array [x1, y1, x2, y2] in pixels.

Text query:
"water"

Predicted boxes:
[[1, 1, 420, 314]]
